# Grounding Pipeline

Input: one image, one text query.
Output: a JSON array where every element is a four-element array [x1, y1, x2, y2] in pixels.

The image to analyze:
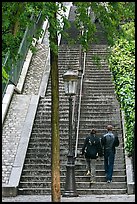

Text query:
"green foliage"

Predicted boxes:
[[2, 66, 9, 82], [74, 2, 96, 51], [108, 22, 135, 155], [2, 2, 71, 60], [2, 2, 135, 64], [2, 3, 135, 156], [2, 2, 28, 59]]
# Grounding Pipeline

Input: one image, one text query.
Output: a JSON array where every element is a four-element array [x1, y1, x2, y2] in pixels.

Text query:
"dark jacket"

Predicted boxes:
[[101, 131, 119, 154], [82, 133, 103, 159]]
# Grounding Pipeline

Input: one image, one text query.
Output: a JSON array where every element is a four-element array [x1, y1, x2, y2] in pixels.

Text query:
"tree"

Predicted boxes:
[[48, 3, 61, 202]]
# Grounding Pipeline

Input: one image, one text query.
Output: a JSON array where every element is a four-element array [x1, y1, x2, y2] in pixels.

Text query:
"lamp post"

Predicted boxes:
[[62, 69, 79, 197]]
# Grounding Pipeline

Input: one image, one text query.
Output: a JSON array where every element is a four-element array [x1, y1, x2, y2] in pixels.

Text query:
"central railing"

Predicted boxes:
[[71, 45, 86, 158], [74, 51, 86, 158]]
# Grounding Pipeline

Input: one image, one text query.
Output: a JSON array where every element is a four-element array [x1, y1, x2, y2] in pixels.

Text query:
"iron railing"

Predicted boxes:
[[71, 45, 86, 158], [2, 12, 43, 98]]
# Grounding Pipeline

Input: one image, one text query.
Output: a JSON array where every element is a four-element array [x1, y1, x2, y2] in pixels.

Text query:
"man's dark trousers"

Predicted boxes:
[[104, 149, 115, 181]]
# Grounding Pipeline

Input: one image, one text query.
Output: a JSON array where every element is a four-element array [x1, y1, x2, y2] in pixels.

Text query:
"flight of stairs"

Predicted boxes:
[[18, 5, 127, 195], [18, 44, 127, 195], [18, 46, 81, 195], [75, 45, 127, 194]]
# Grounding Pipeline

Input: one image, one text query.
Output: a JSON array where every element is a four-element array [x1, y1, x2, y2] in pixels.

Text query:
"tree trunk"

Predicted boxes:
[[49, 7, 61, 202], [12, 3, 25, 36]]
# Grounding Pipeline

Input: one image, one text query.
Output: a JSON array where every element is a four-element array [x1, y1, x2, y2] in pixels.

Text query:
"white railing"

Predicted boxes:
[[74, 51, 86, 158]]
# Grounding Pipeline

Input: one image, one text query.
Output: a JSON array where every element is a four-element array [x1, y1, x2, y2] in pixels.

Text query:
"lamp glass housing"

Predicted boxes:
[[63, 70, 78, 96]]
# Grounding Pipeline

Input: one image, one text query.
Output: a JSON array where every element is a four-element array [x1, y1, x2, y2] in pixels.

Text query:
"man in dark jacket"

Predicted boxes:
[[82, 128, 103, 183], [101, 125, 119, 183]]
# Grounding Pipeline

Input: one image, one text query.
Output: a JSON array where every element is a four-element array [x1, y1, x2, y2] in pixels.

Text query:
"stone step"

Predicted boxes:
[[83, 91, 115, 94], [77, 140, 124, 146], [80, 108, 119, 112], [22, 162, 125, 171], [28, 142, 69, 148], [84, 69, 111, 72], [86, 53, 108, 56], [26, 146, 69, 153], [21, 168, 126, 177], [79, 124, 121, 130], [77, 188, 127, 195], [84, 79, 114, 83], [24, 157, 124, 166], [18, 187, 127, 195], [84, 79, 112, 83], [84, 73, 112, 77], [81, 100, 119, 105], [24, 154, 125, 162], [33, 118, 120, 124], [75, 157, 125, 164], [18, 188, 51, 195], [83, 88, 115, 92], [85, 66, 109, 69], [78, 130, 122, 135], [58, 59, 79, 62], [79, 118, 121, 123], [78, 102, 118, 106], [30, 128, 122, 133], [25, 151, 70, 157], [81, 93, 117, 97], [21, 175, 126, 182], [79, 119, 120, 123], [78, 129, 122, 134], [30, 127, 122, 135], [79, 111, 119, 115], [30, 135, 68, 139], [80, 111, 119, 115], [30, 130, 69, 135], [83, 86, 115, 90], [58, 49, 80, 52], [19, 180, 126, 189], [86, 61, 109, 64], [79, 114, 120, 119], [27, 143, 124, 153], [80, 111, 121, 116], [81, 100, 119, 104], [20, 175, 126, 182], [26, 147, 71, 154]]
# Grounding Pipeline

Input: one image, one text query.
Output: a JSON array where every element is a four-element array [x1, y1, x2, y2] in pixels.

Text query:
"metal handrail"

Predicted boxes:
[[74, 51, 86, 158]]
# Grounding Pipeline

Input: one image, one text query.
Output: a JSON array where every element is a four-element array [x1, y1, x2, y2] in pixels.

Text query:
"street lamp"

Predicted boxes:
[[62, 69, 79, 197]]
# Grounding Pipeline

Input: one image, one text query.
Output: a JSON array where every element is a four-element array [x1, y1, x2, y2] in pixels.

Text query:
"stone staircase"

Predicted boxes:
[[75, 45, 127, 194], [18, 43, 127, 195], [18, 5, 127, 195], [18, 46, 80, 195]]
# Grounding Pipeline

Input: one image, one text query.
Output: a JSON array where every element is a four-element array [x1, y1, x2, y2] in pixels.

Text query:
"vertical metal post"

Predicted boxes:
[[69, 96, 73, 154], [63, 95, 78, 197]]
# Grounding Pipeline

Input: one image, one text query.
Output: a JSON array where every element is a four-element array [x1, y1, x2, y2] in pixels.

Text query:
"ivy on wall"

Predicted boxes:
[[108, 22, 135, 155]]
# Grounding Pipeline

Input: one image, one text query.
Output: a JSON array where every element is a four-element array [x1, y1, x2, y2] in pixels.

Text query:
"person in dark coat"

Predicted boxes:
[[101, 125, 119, 183], [81, 128, 103, 183]]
